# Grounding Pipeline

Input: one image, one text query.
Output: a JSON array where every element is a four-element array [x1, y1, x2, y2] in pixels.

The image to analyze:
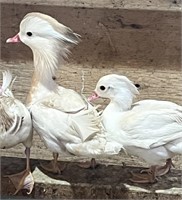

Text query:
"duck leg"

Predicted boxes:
[[130, 165, 157, 183], [5, 147, 34, 195], [40, 153, 65, 174], [78, 158, 98, 169]]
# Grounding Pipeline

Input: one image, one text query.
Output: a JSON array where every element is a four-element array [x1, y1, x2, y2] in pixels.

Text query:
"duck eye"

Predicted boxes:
[[135, 83, 140, 88], [27, 32, 32, 37], [100, 85, 106, 91]]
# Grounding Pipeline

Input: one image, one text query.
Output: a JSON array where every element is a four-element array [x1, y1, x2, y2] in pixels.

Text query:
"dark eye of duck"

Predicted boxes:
[[135, 83, 140, 88], [100, 85, 106, 91], [27, 32, 32, 37]]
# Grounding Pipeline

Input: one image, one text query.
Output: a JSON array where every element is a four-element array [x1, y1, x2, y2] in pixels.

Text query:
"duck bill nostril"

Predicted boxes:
[[88, 92, 99, 102]]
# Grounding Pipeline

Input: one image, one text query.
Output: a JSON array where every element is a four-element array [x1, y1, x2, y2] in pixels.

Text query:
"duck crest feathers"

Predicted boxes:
[[22, 12, 80, 80], [23, 12, 80, 45]]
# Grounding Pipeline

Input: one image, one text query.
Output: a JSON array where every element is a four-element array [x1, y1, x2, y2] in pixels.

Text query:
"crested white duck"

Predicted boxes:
[[6, 12, 124, 173], [88, 74, 182, 183], [0, 71, 33, 194]]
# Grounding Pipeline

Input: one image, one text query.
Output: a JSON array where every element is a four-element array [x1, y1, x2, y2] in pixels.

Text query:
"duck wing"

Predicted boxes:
[[0, 71, 32, 149], [0, 70, 23, 136], [31, 89, 102, 145], [43, 87, 87, 113], [132, 99, 180, 110], [0, 97, 24, 136], [120, 107, 182, 149]]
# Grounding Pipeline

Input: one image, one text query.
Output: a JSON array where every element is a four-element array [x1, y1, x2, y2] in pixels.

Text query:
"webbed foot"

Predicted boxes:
[[5, 169, 34, 195]]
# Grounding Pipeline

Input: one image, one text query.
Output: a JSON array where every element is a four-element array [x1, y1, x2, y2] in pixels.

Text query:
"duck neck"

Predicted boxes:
[[104, 89, 135, 115], [102, 90, 134, 132], [113, 96, 133, 111], [112, 89, 135, 111], [26, 49, 59, 105]]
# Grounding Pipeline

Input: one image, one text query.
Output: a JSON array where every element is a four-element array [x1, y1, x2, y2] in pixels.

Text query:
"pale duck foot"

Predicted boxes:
[[4, 147, 34, 194], [5, 169, 34, 195], [40, 153, 66, 174], [140, 158, 174, 176], [130, 165, 158, 183], [155, 158, 175, 176]]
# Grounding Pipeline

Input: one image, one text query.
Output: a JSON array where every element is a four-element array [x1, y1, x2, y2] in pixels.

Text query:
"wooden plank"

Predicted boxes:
[[0, 0, 181, 11], [1, 3, 181, 69]]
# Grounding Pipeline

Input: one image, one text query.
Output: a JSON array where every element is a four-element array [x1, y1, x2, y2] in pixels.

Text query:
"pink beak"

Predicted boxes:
[[88, 91, 99, 102], [6, 34, 21, 43]]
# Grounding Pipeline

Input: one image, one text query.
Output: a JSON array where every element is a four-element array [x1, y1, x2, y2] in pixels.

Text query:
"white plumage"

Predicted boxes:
[[0, 71, 34, 194], [6, 12, 124, 172], [89, 74, 182, 182]]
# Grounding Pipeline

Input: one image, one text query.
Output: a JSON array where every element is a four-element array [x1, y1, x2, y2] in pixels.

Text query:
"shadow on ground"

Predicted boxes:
[[1, 156, 181, 199]]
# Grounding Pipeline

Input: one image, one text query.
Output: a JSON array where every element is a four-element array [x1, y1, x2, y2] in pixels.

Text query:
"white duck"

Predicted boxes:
[[0, 71, 33, 194], [88, 74, 182, 183], [6, 12, 124, 173]]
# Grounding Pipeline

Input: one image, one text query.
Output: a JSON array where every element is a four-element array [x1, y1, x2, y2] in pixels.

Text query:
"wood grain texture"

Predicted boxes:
[[1, 2, 181, 69], [0, 0, 181, 11]]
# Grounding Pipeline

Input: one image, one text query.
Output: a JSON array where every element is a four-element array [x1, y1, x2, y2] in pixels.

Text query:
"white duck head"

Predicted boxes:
[[6, 12, 80, 79], [89, 74, 139, 110]]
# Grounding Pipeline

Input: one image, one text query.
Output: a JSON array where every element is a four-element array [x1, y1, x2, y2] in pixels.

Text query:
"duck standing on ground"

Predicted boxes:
[[88, 74, 182, 183], [6, 12, 124, 173], [0, 71, 33, 194]]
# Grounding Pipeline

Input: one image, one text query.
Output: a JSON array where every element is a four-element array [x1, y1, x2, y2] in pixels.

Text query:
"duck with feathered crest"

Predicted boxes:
[[6, 12, 124, 173]]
